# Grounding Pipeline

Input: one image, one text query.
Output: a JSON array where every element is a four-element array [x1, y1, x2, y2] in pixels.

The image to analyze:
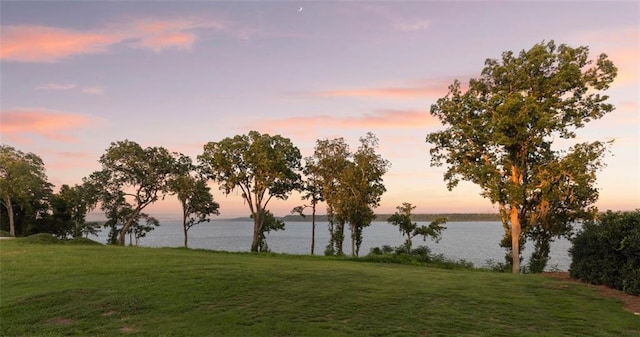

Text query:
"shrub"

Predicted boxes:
[[569, 210, 640, 295], [19, 233, 63, 244]]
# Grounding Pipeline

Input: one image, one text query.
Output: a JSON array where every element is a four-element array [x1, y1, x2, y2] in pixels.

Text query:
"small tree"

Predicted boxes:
[[292, 156, 324, 255], [426, 41, 616, 273], [387, 203, 447, 251], [199, 131, 301, 252], [169, 154, 220, 248]]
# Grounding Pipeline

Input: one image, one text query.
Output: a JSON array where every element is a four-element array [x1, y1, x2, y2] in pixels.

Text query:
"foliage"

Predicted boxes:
[[169, 154, 220, 248], [85, 140, 176, 245], [426, 41, 617, 273], [3, 241, 639, 336], [309, 133, 390, 256], [252, 209, 285, 252], [16, 234, 102, 246], [199, 130, 301, 252], [307, 137, 351, 256], [18, 233, 62, 244], [570, 210, 640, 295], [387, 202, 447, 251], [291, 156, 324, 254], [0, 145, 53, 236], [339, 133, 390, 256]]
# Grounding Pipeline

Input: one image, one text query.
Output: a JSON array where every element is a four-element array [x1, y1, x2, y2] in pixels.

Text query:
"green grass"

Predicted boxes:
[[1, 240, 638, 336]]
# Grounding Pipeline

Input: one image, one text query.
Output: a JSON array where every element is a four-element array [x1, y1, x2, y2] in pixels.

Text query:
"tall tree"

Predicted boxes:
[[291, 156, 324, 255], [86, 140, 176, 245], [310, 137, 351, 255], [426, 41, 617, 273], [387, 203, 446, 251], [169, 154, 220, 248], [198, 131, 301, 252], [0, 145, 52, 236], [339, 133, 390, 256]]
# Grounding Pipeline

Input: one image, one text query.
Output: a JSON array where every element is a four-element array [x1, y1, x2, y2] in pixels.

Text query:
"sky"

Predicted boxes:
[[1, 1, 638, 220]]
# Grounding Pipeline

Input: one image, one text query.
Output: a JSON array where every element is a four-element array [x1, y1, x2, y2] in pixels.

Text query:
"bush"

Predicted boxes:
[[569, 210, 640, 295], [19, 233, 63, 244], [363, 245, 474, 270]]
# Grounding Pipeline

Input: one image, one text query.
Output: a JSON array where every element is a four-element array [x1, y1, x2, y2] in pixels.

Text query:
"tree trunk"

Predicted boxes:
[[251, 208, 262, 252], [510, 206, 521, 273], [311, 206, 316, 255], [117, 208, 141, 245], [183, 218, 189, 248], [350, 223, 356, 257], [4, 195, 15, 236]]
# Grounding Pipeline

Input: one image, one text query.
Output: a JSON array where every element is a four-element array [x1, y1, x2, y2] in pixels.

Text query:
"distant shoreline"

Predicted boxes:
[[222, 213, 502, 222]]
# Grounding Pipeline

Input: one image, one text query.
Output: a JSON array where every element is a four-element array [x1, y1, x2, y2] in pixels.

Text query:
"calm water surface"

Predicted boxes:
[[95, 221, 572, 271]]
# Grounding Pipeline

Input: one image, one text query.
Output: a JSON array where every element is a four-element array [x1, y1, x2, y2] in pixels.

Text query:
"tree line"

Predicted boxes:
[[1, 40, 618, 273]]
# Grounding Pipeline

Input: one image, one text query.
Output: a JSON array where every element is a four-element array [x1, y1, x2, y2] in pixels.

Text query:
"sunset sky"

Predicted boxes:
[[1, 1, 638, 219]]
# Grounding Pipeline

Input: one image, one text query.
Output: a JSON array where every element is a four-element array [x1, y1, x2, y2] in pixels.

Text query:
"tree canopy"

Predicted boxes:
[[0, 145, 52, 236], [198, 130, 302, 252], [426, 41, 617, 273], [86, 140, 177, 245], [168, 154, 220, 248]]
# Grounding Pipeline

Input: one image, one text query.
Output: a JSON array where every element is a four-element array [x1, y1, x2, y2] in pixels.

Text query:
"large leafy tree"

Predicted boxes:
[[0, 145, 52, 236], [198, 131, 302, 252], [309, 134, 389, 256], [168, 154, 220, 248], [86, 140, 176, 245], [426, 41, 617, 273], [339, 133, 390, 256]]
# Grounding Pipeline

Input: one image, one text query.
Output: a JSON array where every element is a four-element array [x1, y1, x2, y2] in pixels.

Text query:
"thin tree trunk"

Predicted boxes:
[[311, 205, 316, 255], [350, 223, 356, 257], [183, 219, 189, 248], [510, 206, 521, 273], [4, 195, 15, 236]]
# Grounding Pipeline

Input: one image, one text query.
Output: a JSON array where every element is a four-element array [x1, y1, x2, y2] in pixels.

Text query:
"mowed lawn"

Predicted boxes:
[[1, 240, 638, 336]]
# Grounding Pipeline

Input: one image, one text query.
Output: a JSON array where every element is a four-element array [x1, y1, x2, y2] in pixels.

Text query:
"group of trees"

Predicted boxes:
[[293, 133, 391, 256], [2, 40, 620, 274]]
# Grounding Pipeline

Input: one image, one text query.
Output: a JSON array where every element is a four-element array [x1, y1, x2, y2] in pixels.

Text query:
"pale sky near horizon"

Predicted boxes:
[[1, 1, 638, 220]]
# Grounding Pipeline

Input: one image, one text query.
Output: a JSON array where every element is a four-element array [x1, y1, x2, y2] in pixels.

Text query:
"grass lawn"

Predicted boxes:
[[1, 240, 638, 336]]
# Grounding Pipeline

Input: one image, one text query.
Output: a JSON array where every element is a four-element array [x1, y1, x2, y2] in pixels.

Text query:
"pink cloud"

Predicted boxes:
[[123, 17, 225, 52], [255, 109, 439, 132], [312, 78, 467, 99], [1, 25, 120, 62], [1, 17, 228, 62], [0, 109, 96, 143]]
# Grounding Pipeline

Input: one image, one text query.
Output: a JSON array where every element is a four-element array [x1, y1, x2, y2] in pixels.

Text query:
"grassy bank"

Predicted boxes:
[[1, 240, 638, 336]]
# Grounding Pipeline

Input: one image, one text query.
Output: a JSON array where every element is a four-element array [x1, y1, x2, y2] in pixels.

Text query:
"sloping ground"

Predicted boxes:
[[544, 272, 640, 316]]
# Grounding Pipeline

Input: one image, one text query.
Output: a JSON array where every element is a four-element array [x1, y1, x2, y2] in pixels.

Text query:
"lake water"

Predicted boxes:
[[94, 221, 573, 271]]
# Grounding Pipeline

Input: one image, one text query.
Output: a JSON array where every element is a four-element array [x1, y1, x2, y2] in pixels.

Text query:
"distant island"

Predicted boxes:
[[221, 213, 501, 222]]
